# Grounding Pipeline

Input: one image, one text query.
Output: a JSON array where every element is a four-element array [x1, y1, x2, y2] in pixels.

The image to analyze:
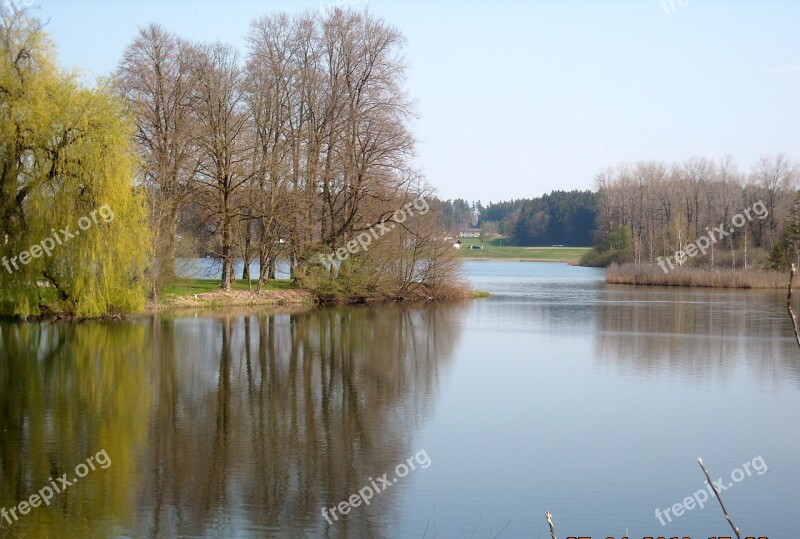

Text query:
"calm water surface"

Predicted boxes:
[[1, 261, 798, 538]]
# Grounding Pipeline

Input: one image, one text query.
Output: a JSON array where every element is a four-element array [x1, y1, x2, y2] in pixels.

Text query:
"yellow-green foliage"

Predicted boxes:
[[0, 322, 151, 535], [0, 11, 149, 317]]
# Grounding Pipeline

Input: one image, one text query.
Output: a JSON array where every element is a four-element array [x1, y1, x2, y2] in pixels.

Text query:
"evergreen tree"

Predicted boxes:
[[768, 193, 800, 271]]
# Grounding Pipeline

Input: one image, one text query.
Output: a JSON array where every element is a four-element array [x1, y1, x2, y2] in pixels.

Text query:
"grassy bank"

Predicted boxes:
[[160, 278, 295, 297], [155, 279, 315, 311], [4, 277, 485, 320], [607, 263, 789, 288], [457, 238, 589, 262], [155, 278, 483, 311]]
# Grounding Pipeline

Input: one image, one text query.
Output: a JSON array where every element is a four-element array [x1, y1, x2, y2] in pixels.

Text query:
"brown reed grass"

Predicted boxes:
[[606, 263, 788, 289]]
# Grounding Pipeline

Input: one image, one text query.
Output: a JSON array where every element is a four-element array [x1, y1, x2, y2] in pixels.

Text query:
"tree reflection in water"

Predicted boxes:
[[0, 301, 467, 538]]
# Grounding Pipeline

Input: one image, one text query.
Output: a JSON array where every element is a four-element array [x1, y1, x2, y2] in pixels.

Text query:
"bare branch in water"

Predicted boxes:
[[544, 512, 557, 539], [697, 458, 741, 539], [788, 264, 800, 349]]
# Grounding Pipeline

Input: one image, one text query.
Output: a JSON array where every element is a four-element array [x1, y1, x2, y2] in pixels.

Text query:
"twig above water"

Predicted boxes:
[[787, 264, 800, 349], [544, 511, 557, 539], [697, 458, 741, 539]]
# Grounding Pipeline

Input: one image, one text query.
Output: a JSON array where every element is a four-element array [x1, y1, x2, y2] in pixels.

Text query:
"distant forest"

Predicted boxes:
[[437, 190, 597, 246]]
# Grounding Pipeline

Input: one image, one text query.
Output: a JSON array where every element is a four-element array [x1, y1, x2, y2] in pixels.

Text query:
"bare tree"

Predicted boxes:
[[317, 10, 416, 249], [190, 42, 253, 290], [592, 155, 795, 269], [751, 154, 799, 248], [245, 14, 293, 283], [118, 24, 197, 295], [118, 9, 463, 298]]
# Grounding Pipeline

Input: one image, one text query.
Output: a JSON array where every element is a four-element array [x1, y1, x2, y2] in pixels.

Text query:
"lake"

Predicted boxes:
[[1, 261, 798, 538]]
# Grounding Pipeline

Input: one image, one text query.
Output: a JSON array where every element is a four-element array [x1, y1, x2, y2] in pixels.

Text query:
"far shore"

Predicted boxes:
[[455, 240, 590, 263], [460, 257, 582, 264]]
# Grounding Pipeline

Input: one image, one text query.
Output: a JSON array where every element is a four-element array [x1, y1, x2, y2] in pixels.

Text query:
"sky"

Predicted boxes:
[[28, 0, 800, 203]]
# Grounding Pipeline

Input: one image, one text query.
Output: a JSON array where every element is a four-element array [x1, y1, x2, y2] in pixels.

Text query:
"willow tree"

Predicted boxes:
[[0, 9, 149, 318]]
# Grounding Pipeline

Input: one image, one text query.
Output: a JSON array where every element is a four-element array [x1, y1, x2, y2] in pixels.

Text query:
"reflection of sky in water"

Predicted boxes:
[[395, 261, 800, 539]]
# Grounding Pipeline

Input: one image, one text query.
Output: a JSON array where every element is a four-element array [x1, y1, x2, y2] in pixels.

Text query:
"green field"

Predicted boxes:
[[160, 278, 295, 298], [456, 237, 589, 261]]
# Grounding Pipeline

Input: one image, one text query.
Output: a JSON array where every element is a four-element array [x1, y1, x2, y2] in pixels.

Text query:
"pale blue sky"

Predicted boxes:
[[33, 0, 800, 202]]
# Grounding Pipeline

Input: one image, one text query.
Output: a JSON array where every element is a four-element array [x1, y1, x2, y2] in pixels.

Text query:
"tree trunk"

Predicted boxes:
[[221, 204, 233, 290]]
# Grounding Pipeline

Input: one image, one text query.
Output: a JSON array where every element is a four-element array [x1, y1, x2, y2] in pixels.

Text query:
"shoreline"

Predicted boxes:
[[459, 257, 581, 264], [153, 286, 487, 314], [152, 288, 316, 312], [1, 285, 487, 322]]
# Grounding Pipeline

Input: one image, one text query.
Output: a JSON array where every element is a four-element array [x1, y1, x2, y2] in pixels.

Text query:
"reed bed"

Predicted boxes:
[[607, 263, 788, 289]]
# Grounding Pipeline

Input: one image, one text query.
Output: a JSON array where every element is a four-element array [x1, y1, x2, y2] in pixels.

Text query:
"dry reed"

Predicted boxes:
[[607, 263, 787, 289]]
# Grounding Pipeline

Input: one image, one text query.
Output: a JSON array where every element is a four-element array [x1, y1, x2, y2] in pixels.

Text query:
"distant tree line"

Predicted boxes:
[[504, 190, 596, 246], [479, 199, 525, 231], [437, 199, 480, 232], [583, 155, 800, 268], [411, 155, 800, 264], [436, 190, 596, 246]]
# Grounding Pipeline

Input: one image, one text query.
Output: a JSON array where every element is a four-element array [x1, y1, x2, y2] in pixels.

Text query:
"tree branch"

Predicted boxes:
[[788, 264, 800, 349]]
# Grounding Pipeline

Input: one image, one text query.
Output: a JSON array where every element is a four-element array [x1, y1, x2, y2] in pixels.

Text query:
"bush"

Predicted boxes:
[[579, 247, 631, 267]]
